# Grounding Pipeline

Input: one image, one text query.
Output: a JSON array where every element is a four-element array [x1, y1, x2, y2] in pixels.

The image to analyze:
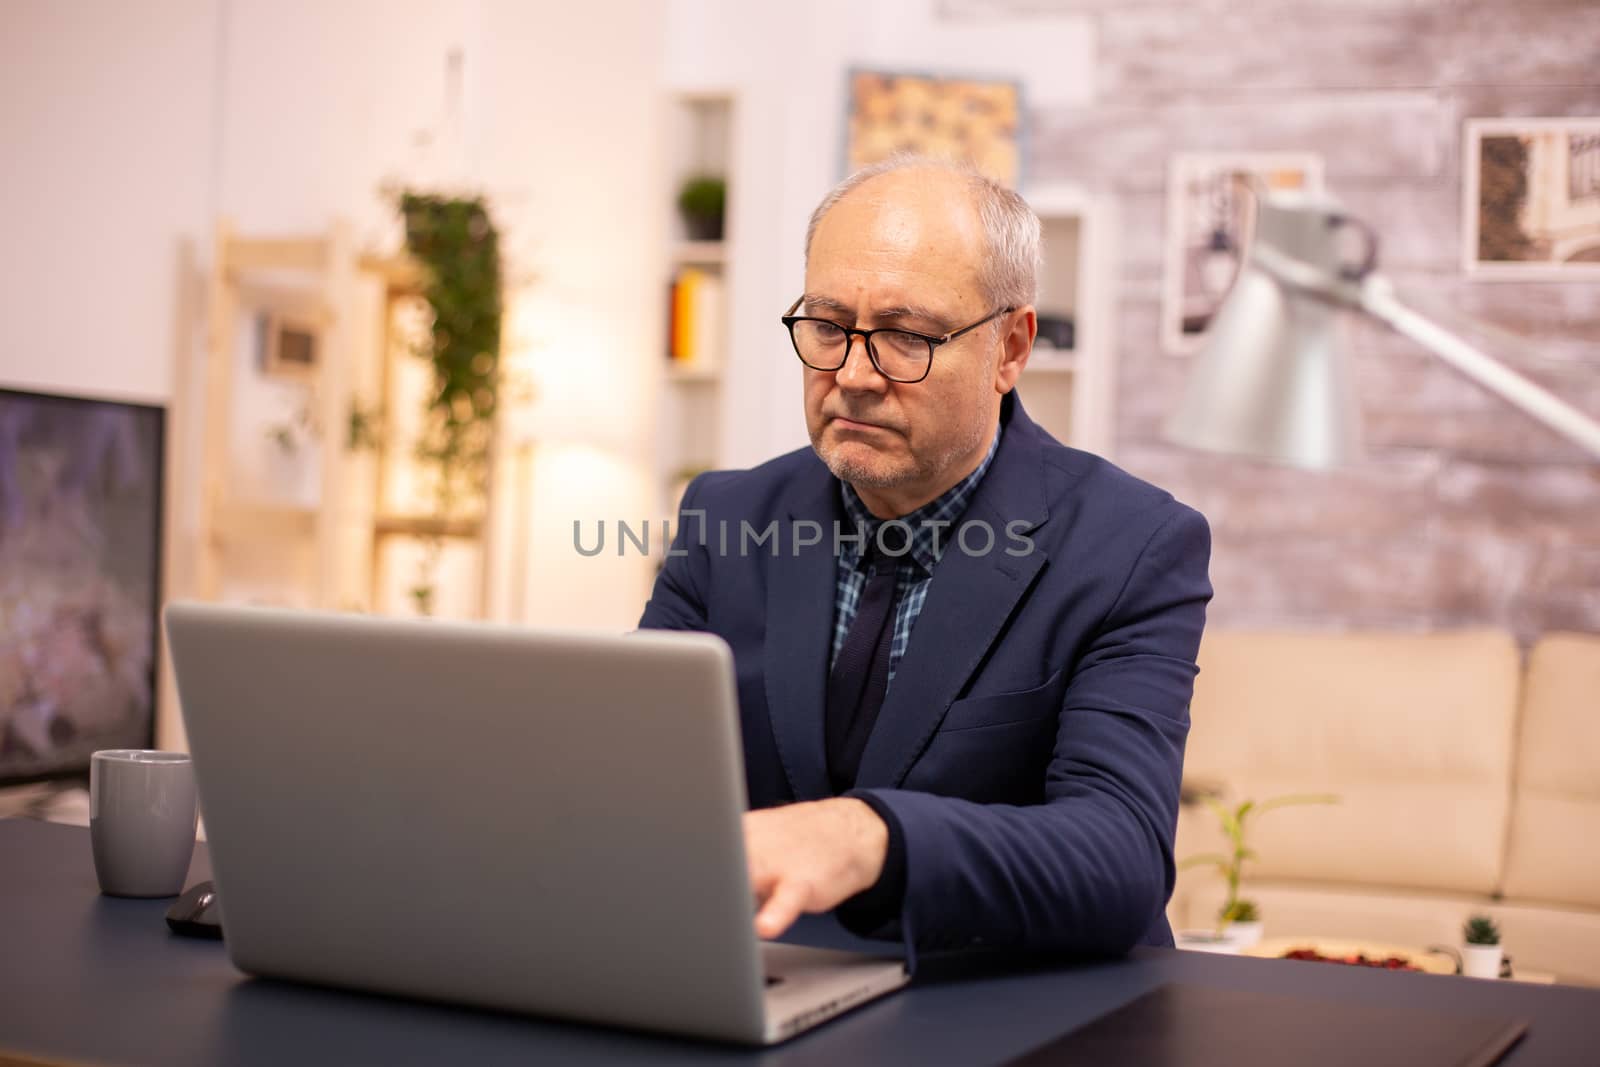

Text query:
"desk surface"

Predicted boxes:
[[1, 817, 1596, 1066]]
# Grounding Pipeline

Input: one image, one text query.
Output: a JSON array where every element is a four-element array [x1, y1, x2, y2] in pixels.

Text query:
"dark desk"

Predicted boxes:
[[1, 818, 1595, 1066]]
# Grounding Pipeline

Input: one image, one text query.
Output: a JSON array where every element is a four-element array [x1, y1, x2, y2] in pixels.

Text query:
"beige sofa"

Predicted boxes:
[[1167, 629, 1600, 986]]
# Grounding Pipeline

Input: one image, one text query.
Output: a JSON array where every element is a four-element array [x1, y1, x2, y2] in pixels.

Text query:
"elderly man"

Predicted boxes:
[[639, 156, 1211, 957]]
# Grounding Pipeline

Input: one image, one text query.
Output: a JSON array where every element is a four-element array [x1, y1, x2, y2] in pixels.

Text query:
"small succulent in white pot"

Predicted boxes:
[[1461, 914, 1502, 979]]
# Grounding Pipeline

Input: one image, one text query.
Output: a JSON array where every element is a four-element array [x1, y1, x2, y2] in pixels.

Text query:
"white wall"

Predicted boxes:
[[214, 0, 475, 238], [0, 0, 217, 402], [475, 0, 668, 630]]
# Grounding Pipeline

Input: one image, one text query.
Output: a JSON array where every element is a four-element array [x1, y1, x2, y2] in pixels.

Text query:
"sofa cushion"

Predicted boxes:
[[1181, 630, 1520, 896], [1502, 632, 1600, 909]]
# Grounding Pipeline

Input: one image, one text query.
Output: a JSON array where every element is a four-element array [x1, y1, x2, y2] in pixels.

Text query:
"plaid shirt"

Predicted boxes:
[[830, 425, 1002, 690]]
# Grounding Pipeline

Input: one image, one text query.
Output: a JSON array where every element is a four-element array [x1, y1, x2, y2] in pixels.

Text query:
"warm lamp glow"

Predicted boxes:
[[509, 290, 651, 453], [519, 442, 656, 630]]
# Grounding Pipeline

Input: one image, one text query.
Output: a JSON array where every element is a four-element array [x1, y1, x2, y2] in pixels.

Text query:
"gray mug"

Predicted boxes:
[[90, 750, 199, 898]]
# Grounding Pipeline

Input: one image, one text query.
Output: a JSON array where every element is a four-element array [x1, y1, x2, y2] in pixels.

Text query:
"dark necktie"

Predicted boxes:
[[826, 543, 901, 793]]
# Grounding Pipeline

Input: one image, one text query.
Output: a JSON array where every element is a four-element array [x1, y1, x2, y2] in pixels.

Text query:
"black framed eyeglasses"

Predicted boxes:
[[780, 296, 1014, 384]]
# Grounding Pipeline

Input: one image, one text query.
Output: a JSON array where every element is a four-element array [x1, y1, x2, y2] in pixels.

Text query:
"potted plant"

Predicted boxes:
[[1180, 792, 1338, 942], [1461, 914, 1503, 979], [677, 175, 727, 241]]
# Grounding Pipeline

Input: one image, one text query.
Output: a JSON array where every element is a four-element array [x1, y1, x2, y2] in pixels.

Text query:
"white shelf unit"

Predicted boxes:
[[1020, 185, 1119, 459], [658, 92, 736, 518], [666, 364, 723, 384], [671, 240, 727, 267]]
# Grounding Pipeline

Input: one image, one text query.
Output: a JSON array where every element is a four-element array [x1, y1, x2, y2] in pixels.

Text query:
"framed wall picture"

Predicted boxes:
[[1162, 152, 1324, 355], [844, 69, 1025, 187], [259, 311, 319, 381], [246, 285, 325, 382], [1464, 117, 1600, 279]]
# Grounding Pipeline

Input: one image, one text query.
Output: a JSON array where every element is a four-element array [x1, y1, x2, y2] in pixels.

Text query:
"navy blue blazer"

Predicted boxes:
[[639, 393, 1212, 956]]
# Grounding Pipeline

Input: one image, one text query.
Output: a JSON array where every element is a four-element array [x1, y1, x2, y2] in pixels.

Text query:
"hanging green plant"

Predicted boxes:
[[397, 191, 503, 516]]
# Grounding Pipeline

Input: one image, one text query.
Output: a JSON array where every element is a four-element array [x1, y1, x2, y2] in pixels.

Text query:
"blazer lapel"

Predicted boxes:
[[854, 398, 1053, 790], [763, 465, 840, 801]]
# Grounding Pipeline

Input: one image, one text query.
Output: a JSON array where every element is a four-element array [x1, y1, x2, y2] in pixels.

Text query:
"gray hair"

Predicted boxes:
[[803, 154, 1040, 310]]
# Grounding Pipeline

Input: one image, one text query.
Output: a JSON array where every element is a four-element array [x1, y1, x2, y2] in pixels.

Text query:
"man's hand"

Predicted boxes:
[[744, 798, 889, 940]]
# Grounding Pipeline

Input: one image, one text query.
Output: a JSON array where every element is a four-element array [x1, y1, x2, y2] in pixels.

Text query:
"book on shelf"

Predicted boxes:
[[666, 267, 723, 371]]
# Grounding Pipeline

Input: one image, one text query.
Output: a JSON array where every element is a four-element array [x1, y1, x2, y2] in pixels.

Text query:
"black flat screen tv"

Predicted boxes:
[[0, 386, 164, 786]]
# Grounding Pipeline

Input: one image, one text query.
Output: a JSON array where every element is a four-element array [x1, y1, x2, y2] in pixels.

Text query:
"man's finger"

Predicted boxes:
[[743, 811, 775, 885], [747, 846, 781, 898], [754, 879, 807, 941]]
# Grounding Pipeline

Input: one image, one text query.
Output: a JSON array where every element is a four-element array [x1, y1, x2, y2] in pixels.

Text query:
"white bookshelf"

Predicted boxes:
[[1023, 356, 1079, 374], [666, 364, 722, 384], [671, 240, 728, 267], [1021, 185, 1119, 459], [657, 92, 736, 520]]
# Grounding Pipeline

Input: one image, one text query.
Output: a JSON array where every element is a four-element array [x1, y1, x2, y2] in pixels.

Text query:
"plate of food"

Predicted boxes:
[[1244, 937, 1457, 975]]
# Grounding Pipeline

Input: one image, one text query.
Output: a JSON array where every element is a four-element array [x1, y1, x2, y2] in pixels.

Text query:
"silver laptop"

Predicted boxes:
[[163, 602, 908, 1045]]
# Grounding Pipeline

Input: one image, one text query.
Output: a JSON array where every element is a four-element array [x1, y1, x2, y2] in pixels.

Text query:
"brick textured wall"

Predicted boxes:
[[946, 0, 1600, 642]]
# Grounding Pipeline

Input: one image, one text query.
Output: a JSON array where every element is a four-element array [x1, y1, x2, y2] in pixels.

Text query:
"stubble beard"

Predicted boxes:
[[813, 417, 988, 495], [812, 348, 999, 497]]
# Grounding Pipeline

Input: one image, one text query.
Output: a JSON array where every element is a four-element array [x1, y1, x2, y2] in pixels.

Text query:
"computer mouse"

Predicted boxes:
[[165, 879, 224, 939]]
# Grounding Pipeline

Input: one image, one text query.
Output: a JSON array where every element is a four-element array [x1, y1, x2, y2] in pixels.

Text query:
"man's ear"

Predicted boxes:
[[994, 306, 1036, 395]]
